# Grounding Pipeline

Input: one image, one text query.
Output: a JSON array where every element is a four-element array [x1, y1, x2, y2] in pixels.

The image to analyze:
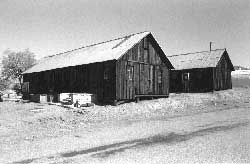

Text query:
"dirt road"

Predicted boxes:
[[5, 105, 250, 164], [1, 88, 250, 163]]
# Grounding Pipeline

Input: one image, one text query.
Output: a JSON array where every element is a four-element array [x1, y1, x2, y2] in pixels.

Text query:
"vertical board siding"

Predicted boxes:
[[170, 68, 214, 93], [170, 53, 233, 93], [23, 60, 116, 103], [213, 54, 232, 91], [23, 34, 171, 103], [116, 35, 170, 100]]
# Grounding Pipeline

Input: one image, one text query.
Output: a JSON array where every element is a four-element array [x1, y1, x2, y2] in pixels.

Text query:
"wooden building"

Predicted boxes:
[[168, 49, 234, 93], [22, 31, 173, 104]]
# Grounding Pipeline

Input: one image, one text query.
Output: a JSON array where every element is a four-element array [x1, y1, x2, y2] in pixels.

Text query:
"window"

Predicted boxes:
[[182, 73, 190, 81], [157, 69, 163, 94], [127, 66, 134, 81], [148, 66, 153, 90], [158, 70, 163, 83]]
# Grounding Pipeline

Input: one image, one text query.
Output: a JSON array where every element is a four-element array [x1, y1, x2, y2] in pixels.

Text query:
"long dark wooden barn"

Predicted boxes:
[[168, 49, 234, 93], [22, 31, 173, 104]]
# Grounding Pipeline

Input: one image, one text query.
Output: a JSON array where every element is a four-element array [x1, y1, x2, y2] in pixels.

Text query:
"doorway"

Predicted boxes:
[[182, 72, 190, 92]]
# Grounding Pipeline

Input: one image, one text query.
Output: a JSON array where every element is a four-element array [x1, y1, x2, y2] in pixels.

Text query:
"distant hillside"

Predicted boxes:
[[234, 66, 250, 70]]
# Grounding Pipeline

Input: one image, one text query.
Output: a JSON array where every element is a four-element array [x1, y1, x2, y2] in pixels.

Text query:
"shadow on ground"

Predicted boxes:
[[11, 121, 248, 164], [12, 158, 37, 164], [62, 122, 248, 159]]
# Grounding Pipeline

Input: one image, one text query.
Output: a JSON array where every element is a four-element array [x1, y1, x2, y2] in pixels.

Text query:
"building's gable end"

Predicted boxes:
[[118, 34, 173, 68], [147, 34, 173, 69], [223, 51, 234, 71], [216, 50, 234, 71], [115, 34, 171, 100]]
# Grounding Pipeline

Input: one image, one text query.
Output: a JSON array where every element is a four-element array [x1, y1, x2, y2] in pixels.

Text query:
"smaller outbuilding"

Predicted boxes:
[[168, 49, 234, 93]]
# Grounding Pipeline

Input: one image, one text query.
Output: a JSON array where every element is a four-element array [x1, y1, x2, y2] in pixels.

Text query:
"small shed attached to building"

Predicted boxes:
[[22, 31, 173, 104], [168, 49, 234, 93]]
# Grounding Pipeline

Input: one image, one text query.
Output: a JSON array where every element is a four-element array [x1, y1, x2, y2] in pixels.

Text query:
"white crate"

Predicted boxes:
[[30, 94, 47, 103], [58, 93, 71, 102], [71, 93, 92, 105], [59, 93, 97, 106]]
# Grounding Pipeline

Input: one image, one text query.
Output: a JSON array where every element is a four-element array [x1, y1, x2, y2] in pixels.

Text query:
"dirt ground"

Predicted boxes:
[[1, 87, 250, 163]]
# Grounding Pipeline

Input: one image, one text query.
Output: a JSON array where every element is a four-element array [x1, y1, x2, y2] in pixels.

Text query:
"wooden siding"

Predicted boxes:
[[116, 36, 169, 100], [23, 34, 171, 104], [213, 54, 232, 90], [23, 60, 116, 102], [170, 68, 213, 93], [170, 53, 233, 93]]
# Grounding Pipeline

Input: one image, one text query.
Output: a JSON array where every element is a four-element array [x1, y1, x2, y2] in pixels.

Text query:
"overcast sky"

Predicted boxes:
[[0, 0, 249, 67]]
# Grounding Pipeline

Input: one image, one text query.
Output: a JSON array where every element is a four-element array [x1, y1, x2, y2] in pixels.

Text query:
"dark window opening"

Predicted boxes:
[[182, 73, 190, 81], [127, 66, 134, 81], [158, 70, 163, 83]]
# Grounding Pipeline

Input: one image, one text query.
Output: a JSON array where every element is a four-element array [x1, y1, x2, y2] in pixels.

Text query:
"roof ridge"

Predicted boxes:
[[167, 48, 226, 58], [44, 31, 150, 59]]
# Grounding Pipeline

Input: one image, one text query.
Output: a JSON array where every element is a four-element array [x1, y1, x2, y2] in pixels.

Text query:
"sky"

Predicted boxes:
[[0, 0, 249, 67]]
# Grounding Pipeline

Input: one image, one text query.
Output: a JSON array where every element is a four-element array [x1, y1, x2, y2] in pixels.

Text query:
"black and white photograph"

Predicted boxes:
[[0, 0, 250, 163]]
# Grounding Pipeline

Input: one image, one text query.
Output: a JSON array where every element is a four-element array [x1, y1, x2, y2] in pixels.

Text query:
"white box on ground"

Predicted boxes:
[[30, 94, 47, 103], [59, 93, 96, 105], [58, 93, 71, 102], [71, 93, 93, 105]]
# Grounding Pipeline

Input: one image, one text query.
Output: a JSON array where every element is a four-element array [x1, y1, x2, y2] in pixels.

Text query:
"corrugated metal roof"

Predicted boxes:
[[167, 49, 226, 70], [24, 31, 150, 74]]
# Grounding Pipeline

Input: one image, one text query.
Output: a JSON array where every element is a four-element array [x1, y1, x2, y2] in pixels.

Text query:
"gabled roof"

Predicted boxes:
[[24, 31, 166, 74], [167, 49, 234, 70]]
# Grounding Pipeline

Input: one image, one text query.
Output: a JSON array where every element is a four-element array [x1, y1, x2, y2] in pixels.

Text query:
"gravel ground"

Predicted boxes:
[[0, 88, 250, 163], [58, 107, 250, 164]]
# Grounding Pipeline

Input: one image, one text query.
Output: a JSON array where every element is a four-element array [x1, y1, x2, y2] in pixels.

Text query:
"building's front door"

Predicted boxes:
[[182, 72, 190, 92]]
